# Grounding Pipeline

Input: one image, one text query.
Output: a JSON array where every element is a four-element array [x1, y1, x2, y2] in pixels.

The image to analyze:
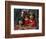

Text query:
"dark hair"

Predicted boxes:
[[29, 13, 35, 18], [23, 14, 30, 19], [32, 14, 35, 18]]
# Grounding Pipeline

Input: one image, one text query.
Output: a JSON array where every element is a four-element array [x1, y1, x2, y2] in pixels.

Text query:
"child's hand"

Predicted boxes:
[[19, 20, 22, 24]]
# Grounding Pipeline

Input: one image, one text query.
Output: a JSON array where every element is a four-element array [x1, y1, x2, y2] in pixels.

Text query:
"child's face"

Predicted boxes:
[[30, 15, 33, 19], [25, 16, 29, 20]]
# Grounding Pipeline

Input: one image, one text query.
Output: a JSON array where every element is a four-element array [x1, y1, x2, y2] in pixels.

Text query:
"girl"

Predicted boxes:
[[29, 13, 36, 29], [23, 14, 29, 26]]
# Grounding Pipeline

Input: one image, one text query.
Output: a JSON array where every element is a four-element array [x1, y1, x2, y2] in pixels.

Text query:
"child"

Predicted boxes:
[[29, 13, 36, 29], [23, 14, 29, 26]]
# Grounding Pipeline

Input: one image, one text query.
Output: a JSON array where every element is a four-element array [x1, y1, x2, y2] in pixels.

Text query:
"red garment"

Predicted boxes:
[[24, 20, 29, 25], [29, 19, 36, 27], [23, 19, 36, 27]]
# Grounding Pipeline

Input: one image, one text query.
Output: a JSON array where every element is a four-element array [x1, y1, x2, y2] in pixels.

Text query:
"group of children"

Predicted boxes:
[[23, 13, 36, 28], [15, 11, 37, 30]]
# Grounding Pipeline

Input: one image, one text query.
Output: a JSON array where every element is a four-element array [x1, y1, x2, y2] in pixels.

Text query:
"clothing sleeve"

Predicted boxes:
[[31, 20, 36, 27]]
